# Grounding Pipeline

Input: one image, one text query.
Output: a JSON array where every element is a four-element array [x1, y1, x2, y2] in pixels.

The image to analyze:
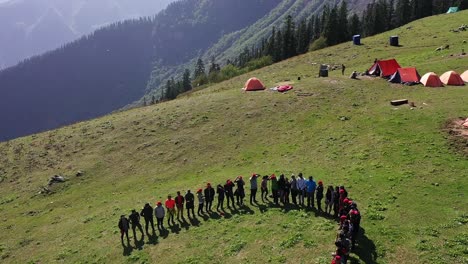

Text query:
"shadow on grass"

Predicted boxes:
[[134, 237, 145, 250], [178, 217, 191, 230], [168, 223, 181, 234], [189, 216, 201, 226], [238, 204, 255, 215], [349, 227, 377, 264], [159, 228, 169, 239], [146, 233, 159, 245], [122, 243, 133, 256]]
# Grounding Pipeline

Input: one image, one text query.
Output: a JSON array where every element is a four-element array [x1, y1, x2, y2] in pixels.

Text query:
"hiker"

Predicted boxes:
[[204, 183, 215, 212], [341, 64, 346, 75], [333, 186, 340, 217], [197, 189, 204, 215], [284, 177, 291, 204], [185, 190, 195, 218], [129, 209, 144, 240], [290, 174, 298, 205], [216, 184, 225, 211], [336, 233, 351, 263], [234, 176, 245, 206], [296, 173, 306, 206], [306, 176, 317, 208], [224, 180, 235, 208], [269, 174, 279, 205], [154, 201, 165, 230], [140, 203, 155, 235], [316, 181, 324, 211], [249, 173, 259, 204], [349, 207, 361, 249], [175, 191, 185, 220], [261, 175, 269, 202], [278, 174, 286, 204], [331, 255, 341, 264], [118, 215, 130, 245], [350, 71, 358, 79], [325, 185, 334, 214], [339, 186, 348, 212], [165, 195, 176, 226]]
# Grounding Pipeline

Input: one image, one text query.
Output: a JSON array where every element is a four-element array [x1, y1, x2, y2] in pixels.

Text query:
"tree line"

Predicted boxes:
[[156, 0, 466, 103]]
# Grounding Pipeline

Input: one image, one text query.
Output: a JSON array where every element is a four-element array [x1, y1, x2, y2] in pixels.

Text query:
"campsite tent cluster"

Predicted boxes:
[[368, 59, 467, 87]]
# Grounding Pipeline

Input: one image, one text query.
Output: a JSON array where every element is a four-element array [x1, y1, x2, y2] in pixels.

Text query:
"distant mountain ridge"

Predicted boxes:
[[0, 0, 175, 69]]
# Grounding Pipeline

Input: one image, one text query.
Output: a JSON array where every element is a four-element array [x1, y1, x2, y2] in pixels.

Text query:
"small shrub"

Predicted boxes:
[[127, 251, 150, 263], [303, 239, 317, 248], [416, 239, 434, 251], [280, 233, 303, 249], [367, 209, 385, 221], [225, 240, 246, 256], [310, 37, 328, 51]]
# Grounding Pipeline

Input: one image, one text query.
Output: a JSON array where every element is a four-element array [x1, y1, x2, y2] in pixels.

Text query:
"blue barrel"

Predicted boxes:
[[353, 35, 361, 45], [390, 36, 399, 46]]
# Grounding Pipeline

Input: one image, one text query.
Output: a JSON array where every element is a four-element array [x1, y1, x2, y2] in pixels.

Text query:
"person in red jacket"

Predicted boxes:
[[165, 195, 176, 226], [175, 191, 185, 220]]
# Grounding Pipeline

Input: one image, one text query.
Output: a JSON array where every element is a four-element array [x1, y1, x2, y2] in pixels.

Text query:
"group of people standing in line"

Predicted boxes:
[[117, 173, 361, 264]]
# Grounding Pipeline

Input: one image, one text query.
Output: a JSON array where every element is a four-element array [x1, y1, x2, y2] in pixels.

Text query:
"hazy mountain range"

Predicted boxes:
[[0, 0, 175, 69]]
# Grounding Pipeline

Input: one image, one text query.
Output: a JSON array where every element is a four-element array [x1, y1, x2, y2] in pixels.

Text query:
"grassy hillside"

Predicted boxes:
[[0, 11, 467, 264]]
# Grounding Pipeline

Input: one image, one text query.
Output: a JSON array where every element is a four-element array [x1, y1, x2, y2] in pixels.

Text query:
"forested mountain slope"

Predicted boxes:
[[0, 0, 282, 141]]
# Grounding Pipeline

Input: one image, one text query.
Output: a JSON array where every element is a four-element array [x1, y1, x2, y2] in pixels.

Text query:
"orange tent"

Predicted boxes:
[[420, 72, 443, 87], [243, 77, 265, 91], [461, 70, 468, 83], [440, 71, 465, 86]]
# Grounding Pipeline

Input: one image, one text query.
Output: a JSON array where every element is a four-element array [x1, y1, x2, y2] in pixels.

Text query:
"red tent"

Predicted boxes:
[[420, 72, 443, 87], [368, 59, 401, 77], [440, 71, 465, 86], [388, 67, 421, 84], [243, 77, 266, 91]]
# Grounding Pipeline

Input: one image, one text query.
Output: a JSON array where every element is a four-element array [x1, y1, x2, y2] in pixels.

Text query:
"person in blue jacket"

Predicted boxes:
[[306, 176, 317, 208]]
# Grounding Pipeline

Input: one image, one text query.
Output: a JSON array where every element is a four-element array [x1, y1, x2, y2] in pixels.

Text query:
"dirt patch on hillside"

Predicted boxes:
[[443, 118, 468, 156]]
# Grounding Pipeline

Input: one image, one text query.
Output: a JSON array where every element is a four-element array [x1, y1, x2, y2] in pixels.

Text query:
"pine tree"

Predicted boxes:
[[411, 0, 422, 20], [151, 95, 156, 104], [273, 29, 283, 62], [459, 0, 468, 10], [320, 4, 330, 35], [324, 5, 339, 45], [395, 0, 411, 26], [337, 1, 349, 43], [282, 15, 297, 59], [348, 13, 361, 36], [182, 69, 192, 92], [143, 97, 147, 106], [194, 58, 206, 79], [313, 15, 321, 40], [420, 0, 433, 18], [387, 0, 395, 30], [208, 56, 221, 74], [296, 19, 309, 54], [266, 27, 276, 58], [307, 15, 315, 41]]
